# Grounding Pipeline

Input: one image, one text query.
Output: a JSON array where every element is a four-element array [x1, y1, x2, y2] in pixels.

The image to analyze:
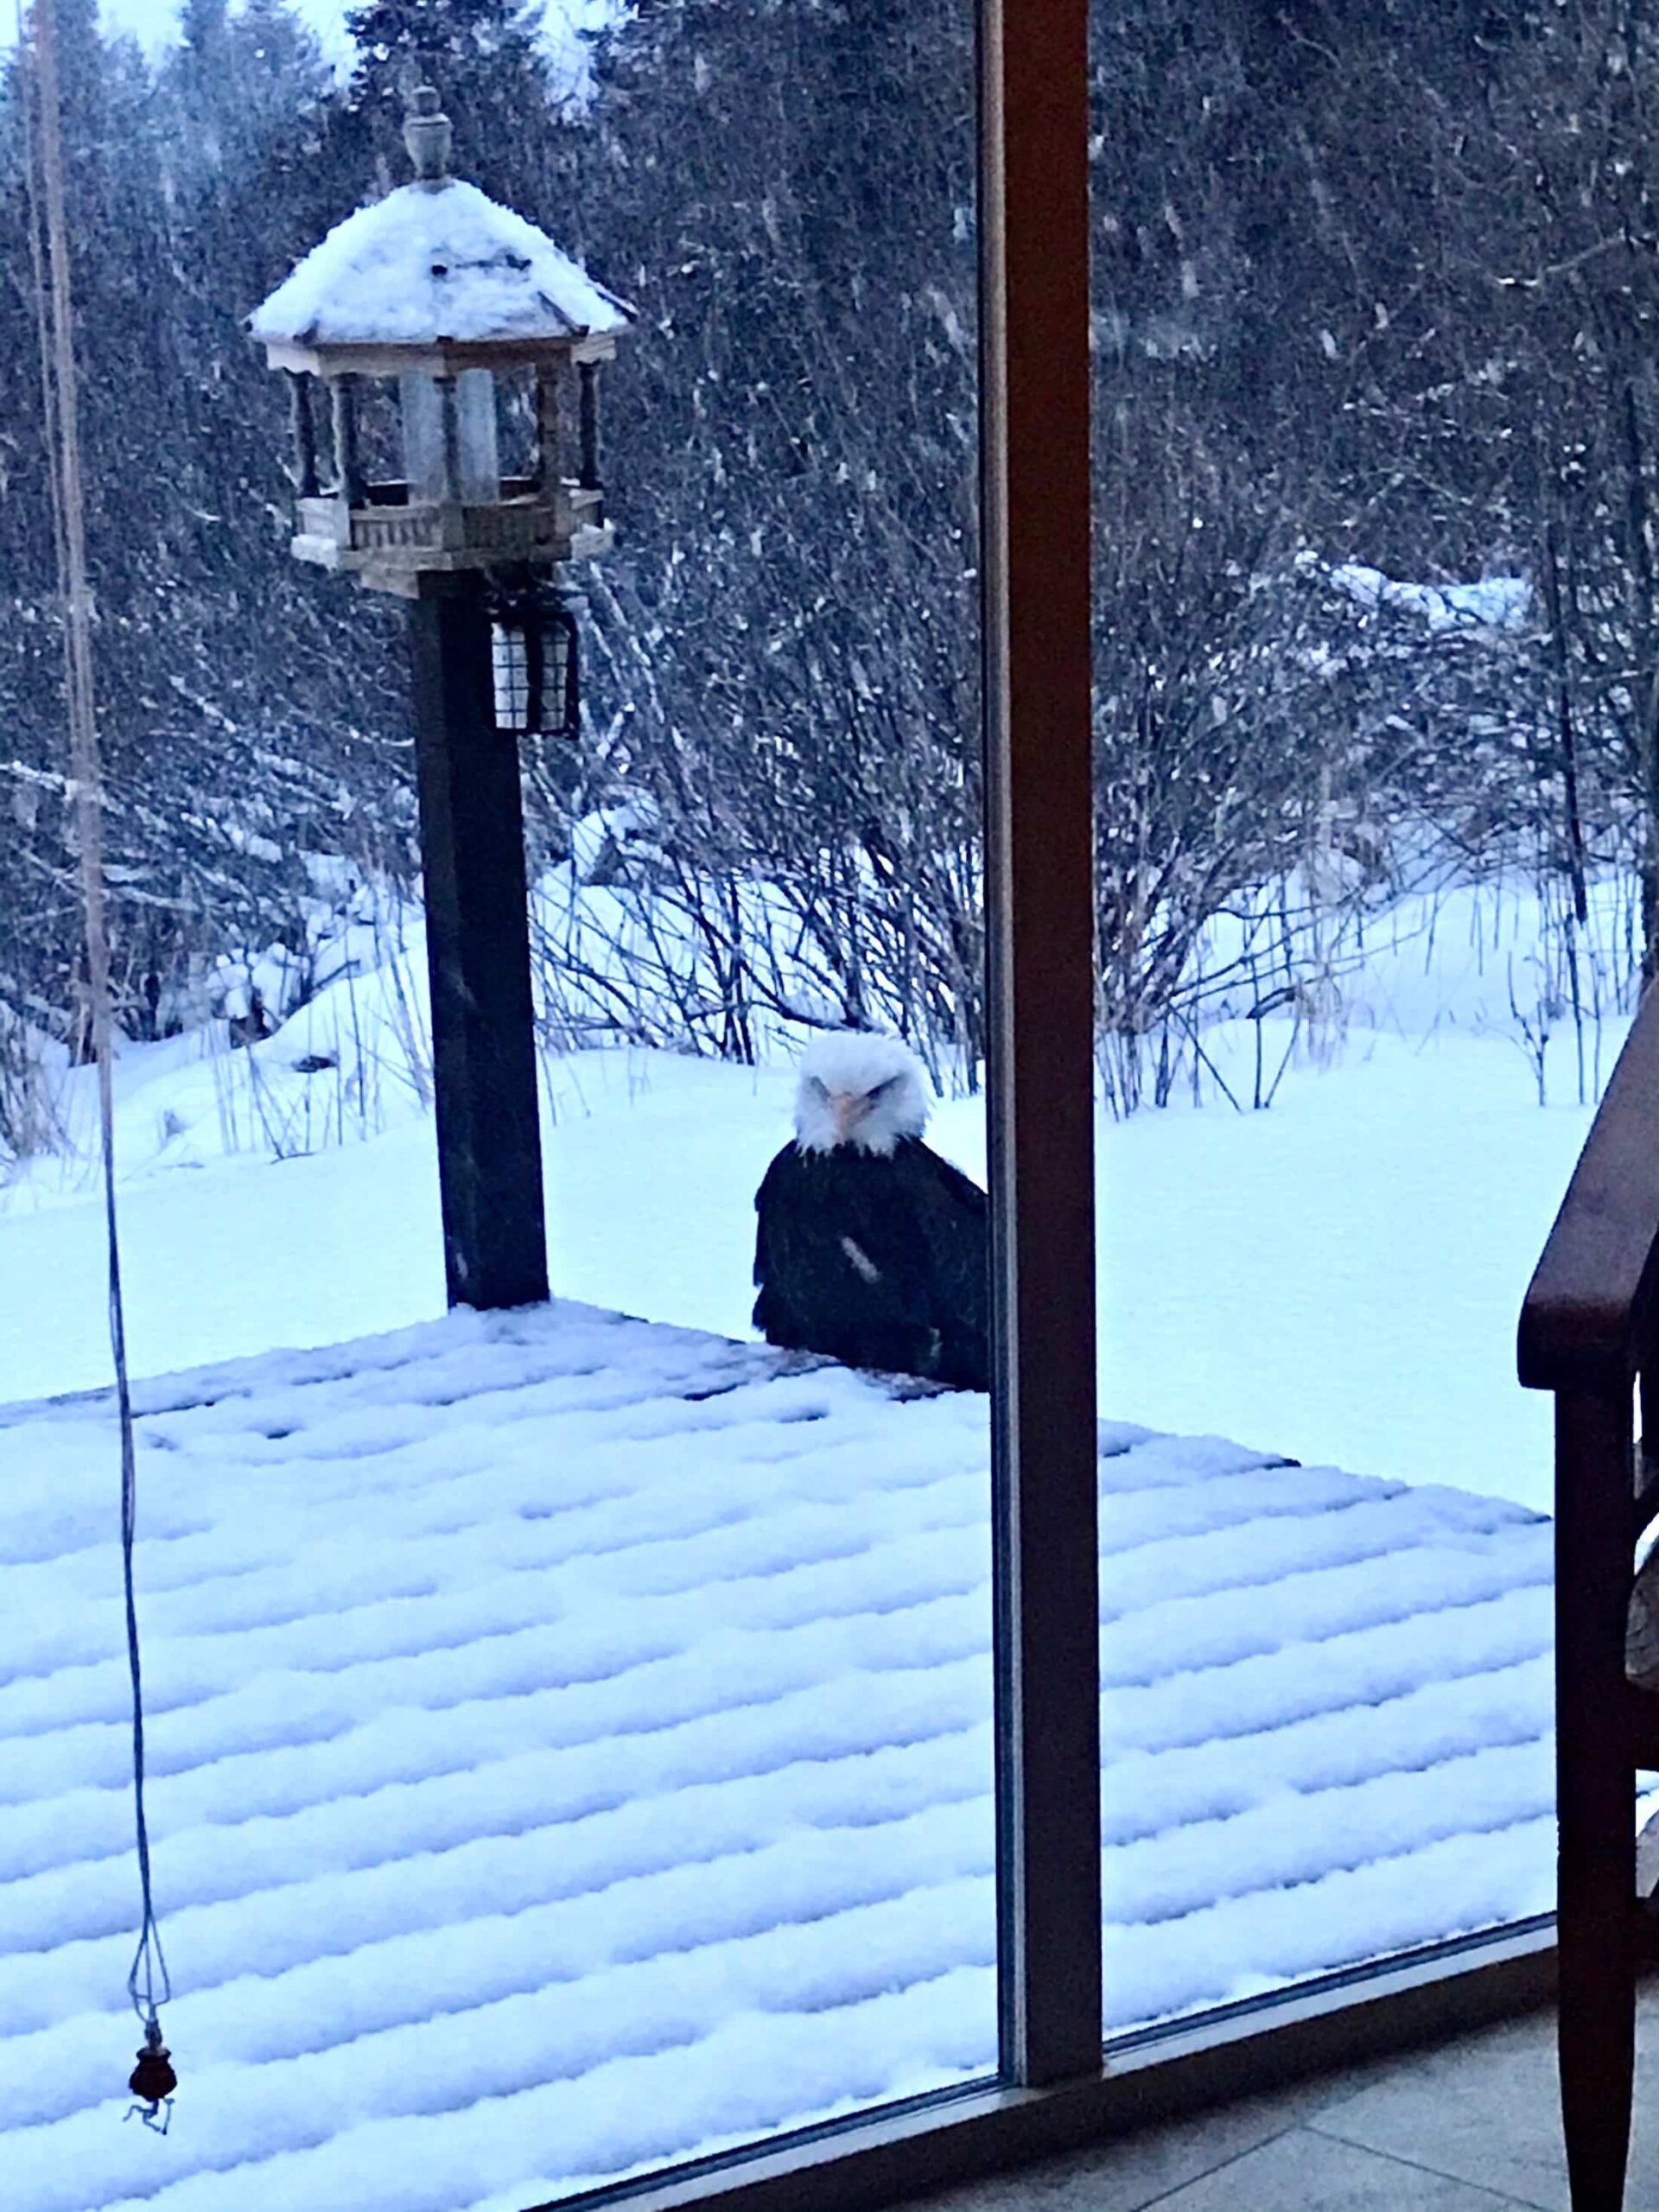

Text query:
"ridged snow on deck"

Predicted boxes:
[[0, 1303, 1554, 2212]]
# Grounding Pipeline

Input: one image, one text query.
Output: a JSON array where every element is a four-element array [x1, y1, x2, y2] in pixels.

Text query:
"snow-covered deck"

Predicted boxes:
[[0, 1302, 1554, 2212]]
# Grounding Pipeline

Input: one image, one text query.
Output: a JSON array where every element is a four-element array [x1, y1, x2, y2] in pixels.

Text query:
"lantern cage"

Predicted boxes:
[[491, 583, 582, 741]]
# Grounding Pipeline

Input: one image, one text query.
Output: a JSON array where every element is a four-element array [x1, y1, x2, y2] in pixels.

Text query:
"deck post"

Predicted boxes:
[[409, 570, 550, 1312]]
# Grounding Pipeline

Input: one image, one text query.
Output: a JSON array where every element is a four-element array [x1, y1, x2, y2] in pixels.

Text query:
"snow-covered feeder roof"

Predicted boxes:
[[249, 178, 633, 374]]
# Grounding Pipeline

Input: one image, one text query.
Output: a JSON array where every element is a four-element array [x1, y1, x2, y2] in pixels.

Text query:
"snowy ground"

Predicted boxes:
[[0, 868, 1610, 2204], [0, 872, 1623, 1509], [0, 1300, 1553, 2212]]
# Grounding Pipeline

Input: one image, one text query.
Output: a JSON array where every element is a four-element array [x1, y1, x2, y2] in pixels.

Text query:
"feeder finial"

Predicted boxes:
[[404, 84, 452, 187]]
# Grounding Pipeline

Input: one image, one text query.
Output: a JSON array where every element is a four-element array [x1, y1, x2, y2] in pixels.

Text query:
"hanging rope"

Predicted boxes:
[[23, 0, 176, 2124]]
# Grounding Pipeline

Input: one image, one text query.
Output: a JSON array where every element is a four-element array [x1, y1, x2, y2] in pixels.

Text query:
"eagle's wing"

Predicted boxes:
[[753, 1145, 911, 1349], [907, 1144, 991, 1365], [753, 1145, 785, 1289], [753, 1144, 812, 1344], [839, 1141, 990, 1389]]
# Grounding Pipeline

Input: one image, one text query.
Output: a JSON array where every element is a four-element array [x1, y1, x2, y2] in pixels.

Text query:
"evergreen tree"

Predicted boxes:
[[341, 0, 563, 200]]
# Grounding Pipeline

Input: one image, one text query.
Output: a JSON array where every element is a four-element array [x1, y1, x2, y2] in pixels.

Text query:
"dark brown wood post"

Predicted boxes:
[[980, 0, 1101, 2089], [1555, 1383, 1637, 2212], [409, 570, 550, 1311]]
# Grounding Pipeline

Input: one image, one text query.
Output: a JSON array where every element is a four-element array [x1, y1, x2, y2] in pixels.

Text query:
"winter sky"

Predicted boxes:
[[0, 0, 350, 55], [4, 0, 607, 73]]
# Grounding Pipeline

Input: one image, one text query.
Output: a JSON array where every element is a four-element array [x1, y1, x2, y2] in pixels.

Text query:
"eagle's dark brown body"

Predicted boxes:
[[753, 1135, 990, 1390]]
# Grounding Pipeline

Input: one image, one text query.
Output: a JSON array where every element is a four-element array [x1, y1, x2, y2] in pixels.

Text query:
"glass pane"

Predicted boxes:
[[1091, 4, 1580, 2038], [0, 1, 995, 2205]]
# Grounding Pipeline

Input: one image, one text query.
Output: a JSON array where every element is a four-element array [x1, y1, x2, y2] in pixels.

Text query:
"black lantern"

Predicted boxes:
[[492, 583, 581, 740]]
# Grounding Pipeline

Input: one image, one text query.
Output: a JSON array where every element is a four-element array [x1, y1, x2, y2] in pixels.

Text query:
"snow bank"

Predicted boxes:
[[1330, 561, 1531, 635]]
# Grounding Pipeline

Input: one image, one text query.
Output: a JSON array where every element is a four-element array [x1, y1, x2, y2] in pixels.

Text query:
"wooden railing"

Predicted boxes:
[[1519, 979, 1659, 2212]]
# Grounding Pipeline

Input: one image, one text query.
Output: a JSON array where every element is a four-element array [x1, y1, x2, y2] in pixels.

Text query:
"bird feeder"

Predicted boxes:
[[247, 86, 632, 599], [245, 88, 636, 1315]]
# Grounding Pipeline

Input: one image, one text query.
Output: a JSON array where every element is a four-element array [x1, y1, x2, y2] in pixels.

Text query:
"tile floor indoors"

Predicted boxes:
[[918, 1991, 1659, 2210]]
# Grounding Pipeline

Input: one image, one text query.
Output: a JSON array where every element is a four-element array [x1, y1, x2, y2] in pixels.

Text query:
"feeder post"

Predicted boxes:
[[409, 569, 550, 1310]]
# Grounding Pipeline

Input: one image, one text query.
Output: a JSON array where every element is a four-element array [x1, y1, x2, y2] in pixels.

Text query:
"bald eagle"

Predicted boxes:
[[753, 1033, 990, 1391]]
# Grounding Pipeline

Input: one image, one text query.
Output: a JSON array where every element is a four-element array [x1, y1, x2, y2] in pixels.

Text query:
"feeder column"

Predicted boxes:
[[409, 570, 550, 1310]]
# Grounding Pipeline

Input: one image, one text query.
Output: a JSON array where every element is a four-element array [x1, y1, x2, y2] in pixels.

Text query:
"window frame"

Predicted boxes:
[[525, 2, 1565, 2204]]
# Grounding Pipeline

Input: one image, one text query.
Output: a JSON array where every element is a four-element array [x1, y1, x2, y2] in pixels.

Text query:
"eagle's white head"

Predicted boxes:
[[793, 1031, 929, 1156]]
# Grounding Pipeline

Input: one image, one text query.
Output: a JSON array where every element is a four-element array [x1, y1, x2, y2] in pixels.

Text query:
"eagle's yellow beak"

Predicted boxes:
[[830, 1090, 870, 1143]]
